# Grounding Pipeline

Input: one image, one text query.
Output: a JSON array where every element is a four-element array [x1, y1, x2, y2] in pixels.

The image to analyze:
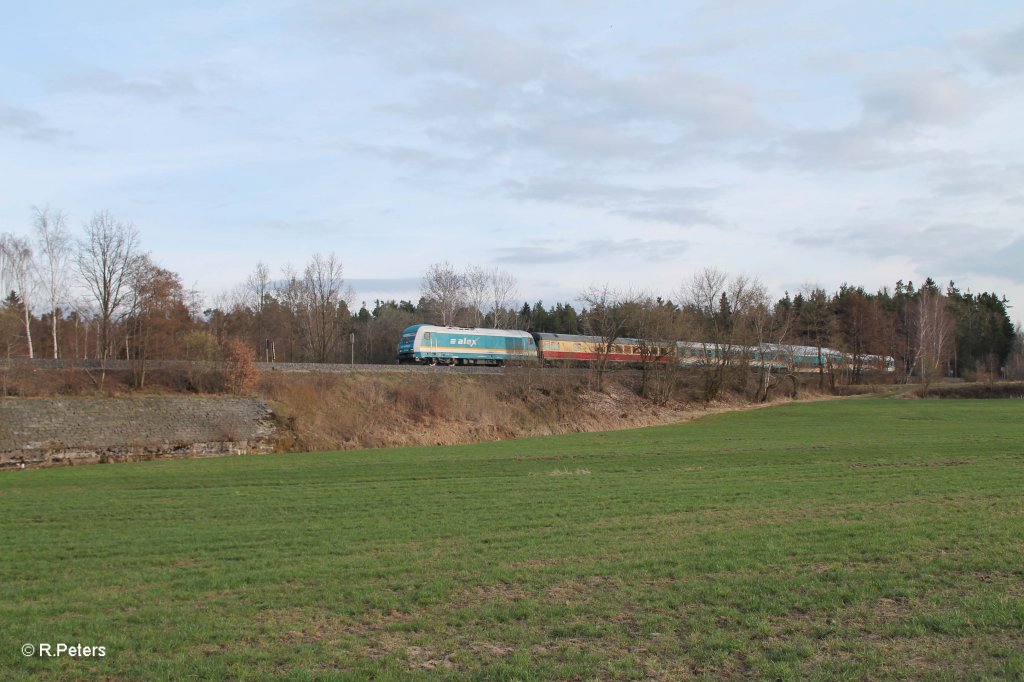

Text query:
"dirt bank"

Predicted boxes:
[[259, 368, 828, 453]]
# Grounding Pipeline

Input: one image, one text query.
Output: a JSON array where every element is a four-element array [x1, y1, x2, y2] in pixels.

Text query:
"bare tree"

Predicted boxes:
[[1009, 323, 1024, 380], [762, 295, 798, 399], [421, 261, 465, 326], [32, 207, 72, 359], [632, 295, 681, 403], [0, 233, 35, 358], [680, 268, 730, 401], [912, 286, 953, 388], [680, 268, 767, 401], [275, 263, 303, 361], [124, 254, 157, 386], [463, 265, 489, 327], [246, 261, 271, 317], [299, 253, 353, 363], [76, 211, 139, 377], [797, 285, 834, 391], [489, 267, 518, 328], [246, 261, 272, 360], [580, 285, 640, 392], [737, 279, 779, 402], [65, 295, 96, 360]]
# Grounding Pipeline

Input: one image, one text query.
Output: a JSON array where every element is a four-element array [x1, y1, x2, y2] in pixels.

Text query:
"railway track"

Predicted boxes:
[[0, 359, 649, 378], [0, 358, 510, 374]]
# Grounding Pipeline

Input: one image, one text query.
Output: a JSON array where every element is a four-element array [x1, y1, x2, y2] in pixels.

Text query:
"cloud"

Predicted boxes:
[[347, 277, 422, 293], [927, 162, 1024, 201], [860, 69, 981, 128], [775, 66, 987, 171], [255, 218, 340, 237], [352, 142, 481, 174], [933, 235, 1024, 285], [969, 23, 1024, 76], [310, 3, 1006, 195], [307, 1, 768, 169], [492, 237, 688, 264], [0, 106, 72, 142], [503, 177, 718, 227], [793, 219, 1024, 286], [52, 66, 232, 102]]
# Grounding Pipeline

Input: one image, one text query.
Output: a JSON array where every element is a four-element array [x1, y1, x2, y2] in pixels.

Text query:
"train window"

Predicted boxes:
[[574, 343, 582, 352], [424, 332, 431, 340]]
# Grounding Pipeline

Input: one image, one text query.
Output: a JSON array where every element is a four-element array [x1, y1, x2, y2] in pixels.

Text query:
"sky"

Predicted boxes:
[[2, 1, 1023, 322]]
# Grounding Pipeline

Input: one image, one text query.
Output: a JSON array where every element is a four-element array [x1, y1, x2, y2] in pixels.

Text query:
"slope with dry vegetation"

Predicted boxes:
[[258, 368, 813, 453]]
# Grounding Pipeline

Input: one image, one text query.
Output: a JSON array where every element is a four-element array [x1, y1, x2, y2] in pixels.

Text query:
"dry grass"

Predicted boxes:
[[256, 368, 865, 454], [4, 363, 872, 455], [908, 381, 1024, 399], [258, 370, 707, 453]]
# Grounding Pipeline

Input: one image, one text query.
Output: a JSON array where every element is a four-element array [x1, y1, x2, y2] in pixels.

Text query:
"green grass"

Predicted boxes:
[[1, 397, 1023, 680]]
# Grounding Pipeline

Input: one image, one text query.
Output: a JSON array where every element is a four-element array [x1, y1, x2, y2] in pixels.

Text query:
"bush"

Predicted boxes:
[[222, 338, 259, 395], [183, 331, 221, 392]]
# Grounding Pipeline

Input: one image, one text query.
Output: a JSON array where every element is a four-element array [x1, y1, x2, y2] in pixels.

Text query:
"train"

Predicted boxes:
[[397, 325, 537, 365], [397, 324, 896, 373]]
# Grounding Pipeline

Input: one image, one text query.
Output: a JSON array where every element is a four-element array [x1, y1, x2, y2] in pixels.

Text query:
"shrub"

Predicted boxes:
[[183, 330, 221, 392], [222, 338, 259, 395]]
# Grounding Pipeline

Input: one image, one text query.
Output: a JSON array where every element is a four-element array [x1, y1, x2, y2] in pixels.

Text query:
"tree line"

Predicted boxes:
[[2, 209, 1020, 393]]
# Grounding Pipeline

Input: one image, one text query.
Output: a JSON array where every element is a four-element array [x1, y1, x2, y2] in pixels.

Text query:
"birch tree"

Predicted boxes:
[[463, 265, 489, 327], [33, 206, 71, 358], [912, 285, 953, 388], [489, 267, 518, 328], [420, 261, 465, 326], [246, 261, 271, 358], [0, 233, 35, 358]]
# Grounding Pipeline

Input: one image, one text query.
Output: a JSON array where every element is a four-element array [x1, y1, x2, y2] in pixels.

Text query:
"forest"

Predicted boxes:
[[2, 208, 1020, 391]]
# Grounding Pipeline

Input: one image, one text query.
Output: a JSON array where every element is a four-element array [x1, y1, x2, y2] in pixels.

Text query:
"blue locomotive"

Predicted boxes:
[[397, 325, 538, 365]]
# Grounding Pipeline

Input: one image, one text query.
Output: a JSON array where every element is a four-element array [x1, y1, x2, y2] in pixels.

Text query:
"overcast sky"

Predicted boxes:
[[2, 1, 1022, 322]]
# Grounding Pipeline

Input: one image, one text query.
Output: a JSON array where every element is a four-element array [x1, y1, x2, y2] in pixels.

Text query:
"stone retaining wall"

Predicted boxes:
[[0, 397, 279, 470]]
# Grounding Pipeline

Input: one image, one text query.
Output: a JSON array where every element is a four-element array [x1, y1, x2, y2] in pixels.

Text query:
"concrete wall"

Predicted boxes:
[[0, 397, 279, 470]]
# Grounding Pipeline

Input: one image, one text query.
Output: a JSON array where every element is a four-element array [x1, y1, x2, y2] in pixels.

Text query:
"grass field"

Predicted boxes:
[[1, 397, 1022, 680]]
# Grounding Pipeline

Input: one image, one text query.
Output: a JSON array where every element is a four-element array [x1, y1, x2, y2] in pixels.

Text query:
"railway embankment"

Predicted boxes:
[[0, 396, 280, 470], [1, 365, 836, 470], [259, 368, 697, 453]]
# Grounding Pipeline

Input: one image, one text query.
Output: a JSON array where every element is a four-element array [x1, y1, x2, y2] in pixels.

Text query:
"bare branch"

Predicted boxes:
[[33, 206, 71, 358], [75, 210, 140, 368]]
